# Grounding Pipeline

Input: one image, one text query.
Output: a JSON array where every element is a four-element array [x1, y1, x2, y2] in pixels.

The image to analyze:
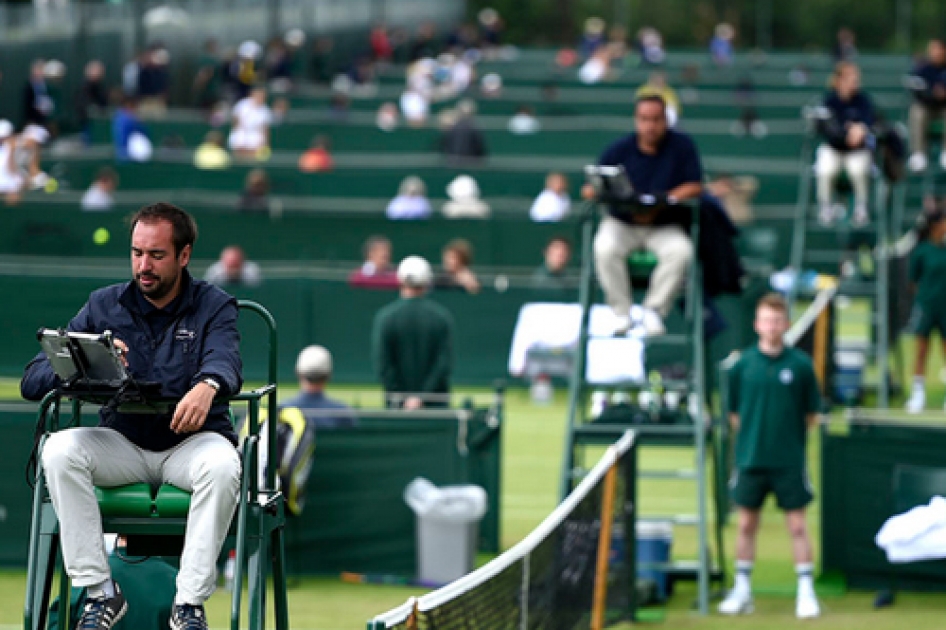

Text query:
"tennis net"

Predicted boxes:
[[367, 430, 637, 630]]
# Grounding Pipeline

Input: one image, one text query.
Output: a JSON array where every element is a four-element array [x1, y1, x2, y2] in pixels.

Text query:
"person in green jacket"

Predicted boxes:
[[372, 256, 454, 409], [48, 536, 177, 630], [905, 205, 946, 412], [719, 293, 822, 619]]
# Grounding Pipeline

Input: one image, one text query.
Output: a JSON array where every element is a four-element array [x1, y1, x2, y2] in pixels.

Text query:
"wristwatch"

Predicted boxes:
[[202, 377, 221, 392]]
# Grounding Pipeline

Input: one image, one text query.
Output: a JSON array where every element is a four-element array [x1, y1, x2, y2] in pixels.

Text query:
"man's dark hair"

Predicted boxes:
[[635, 94, 667, 113], [128, 202, 198, 256]]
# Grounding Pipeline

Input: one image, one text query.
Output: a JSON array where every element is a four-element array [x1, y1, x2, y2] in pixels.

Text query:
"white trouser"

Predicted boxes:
[[42, 427, 241, 604], [815, 145, 872, 210], [593, 216, 693, 319]]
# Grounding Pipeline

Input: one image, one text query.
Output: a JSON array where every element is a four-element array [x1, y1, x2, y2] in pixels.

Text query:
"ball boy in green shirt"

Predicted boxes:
[[719, 293, 822, 619]]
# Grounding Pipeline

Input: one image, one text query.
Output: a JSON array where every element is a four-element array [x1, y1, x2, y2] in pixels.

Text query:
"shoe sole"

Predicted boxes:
[[109, 601, 128, 629], [718, 603, 754, 615]]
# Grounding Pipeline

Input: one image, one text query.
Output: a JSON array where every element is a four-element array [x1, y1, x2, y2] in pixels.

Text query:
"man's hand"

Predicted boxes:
[[170, 382, 216, 434], [113, 338, 129, 367], [403, 396, 424, 410], [846, 122, 867, 148], [581, 183, 596, 200]]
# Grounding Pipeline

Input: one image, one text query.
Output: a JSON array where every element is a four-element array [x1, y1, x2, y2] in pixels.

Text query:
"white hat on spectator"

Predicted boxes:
[[296, 345, 333, 379], [397, 256, 433, 288], [238, 40, 262, 59], [447, 174, 481, 201], [0, 120, 14, 140]]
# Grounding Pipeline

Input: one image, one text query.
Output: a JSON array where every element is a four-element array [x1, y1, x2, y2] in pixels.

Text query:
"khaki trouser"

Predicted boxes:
[[815, 145, 872, 210], [42, 428, 241, 605], [908, 102, 946, 155], [593, 215, 693, 319]]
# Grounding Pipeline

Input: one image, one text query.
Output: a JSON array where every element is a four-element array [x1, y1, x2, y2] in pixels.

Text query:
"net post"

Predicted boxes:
[[406, 597, 419, 630], [519, 553, 530, 630], [590, 462, 619, 630], [813, 298, 830, 389]]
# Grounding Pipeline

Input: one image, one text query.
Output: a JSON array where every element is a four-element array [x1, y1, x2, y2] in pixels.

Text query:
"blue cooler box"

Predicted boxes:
[[636, 521, 673, 601]]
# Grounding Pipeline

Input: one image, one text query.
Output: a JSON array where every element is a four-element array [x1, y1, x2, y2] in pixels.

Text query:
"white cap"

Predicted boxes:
[[397, 256, 433, 287], [296, 345, 332, 379], [447, 174, 480, 201], [0, 120, 14, 140], [22, 124, 49, 145], [238, 40, 262, 59]]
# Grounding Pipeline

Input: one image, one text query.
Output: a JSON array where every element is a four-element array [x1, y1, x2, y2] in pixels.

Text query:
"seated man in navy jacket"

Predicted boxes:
[[585, 95, 703, 336], [21, 203, 242, 630]]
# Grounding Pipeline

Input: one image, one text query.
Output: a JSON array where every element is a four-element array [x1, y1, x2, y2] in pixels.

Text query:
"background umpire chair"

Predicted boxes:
[[24, 300, 288, 630]]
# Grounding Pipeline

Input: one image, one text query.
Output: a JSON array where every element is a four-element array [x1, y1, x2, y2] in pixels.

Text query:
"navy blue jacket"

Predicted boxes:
[[21, 269, 242, 451], [910, 61, 946, 107], [819, 90, 876, 152], [279, 391, 357, 430], [598, 130, 703, 225]]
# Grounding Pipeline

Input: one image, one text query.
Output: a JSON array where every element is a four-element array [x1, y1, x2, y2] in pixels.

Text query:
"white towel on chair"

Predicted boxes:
[[875, 496, 946, 563]]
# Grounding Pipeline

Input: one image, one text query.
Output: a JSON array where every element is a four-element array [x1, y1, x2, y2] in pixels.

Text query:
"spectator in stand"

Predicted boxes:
[[264, 38, 293, 91], [833, 27, 858, 62], [636, 71, 680, 126], [309, 37, 335, 84], [904, 202, 946, 413], [23, 59, 54, 127], [386, 176, 432, 220], [906, 39, 946, 172], [531, 236, 572, 294], [814, 62, 875, 226], [508, 105, 541, 135], [0, 121, 24, 206], [229, 86, 272, 160], [237, 169, 270, 213], [376, 102, 400, 131], [710, 23, 735, 66], [637, 27, 666, 66], [298, 135, 334, 173], [112, 95, 151, 163], [349, 235, 399, 289], [440, 99, 487, 164], [81, 167, 118, 212], [529, 172, 571, 222], [137, 47, 171, 119], [409, 22, 439, 62], [478, 8, 504, 51], [442, 174, 490, 218], [204, 245, 262, 288], [371, 24, 393, 62], [18, 124, 51, 191], [75, 60, 108, 145], [122, 50, 145, 98], [578, 46, 612, 84], [437, 238, 480, 294], [227, 41, 261, 102], [580, 17, 607, 58], [194, 39, 223, 109], [194, 131, 231, 170]]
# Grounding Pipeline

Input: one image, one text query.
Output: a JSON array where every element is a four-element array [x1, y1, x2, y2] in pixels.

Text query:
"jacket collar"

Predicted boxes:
[[119, 267, 195, 315]]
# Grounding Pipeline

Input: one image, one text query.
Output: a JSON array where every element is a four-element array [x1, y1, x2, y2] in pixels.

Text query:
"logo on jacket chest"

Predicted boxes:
[[175, 328, 196, 342], [779, 368, 794, 384]]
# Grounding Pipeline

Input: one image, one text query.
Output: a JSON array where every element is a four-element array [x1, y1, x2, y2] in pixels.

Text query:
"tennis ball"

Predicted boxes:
[[93, 228, 110, 246], [44, 177, 58, 193]]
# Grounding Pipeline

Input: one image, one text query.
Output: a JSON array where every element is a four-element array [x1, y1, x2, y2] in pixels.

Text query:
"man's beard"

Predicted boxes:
[[135, 270, 178, 302]]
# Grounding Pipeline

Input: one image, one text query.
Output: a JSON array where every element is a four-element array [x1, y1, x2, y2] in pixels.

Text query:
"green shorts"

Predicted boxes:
[[907, 302, 946, 337], [729, 468, 814, 511]]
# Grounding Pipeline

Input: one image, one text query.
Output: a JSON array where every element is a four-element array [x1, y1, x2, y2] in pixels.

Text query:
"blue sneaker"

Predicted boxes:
[[169, 603, 208, 630], [77, 582, 127, 629]]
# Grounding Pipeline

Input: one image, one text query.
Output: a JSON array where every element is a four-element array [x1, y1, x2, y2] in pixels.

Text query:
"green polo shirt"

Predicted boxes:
[[371, 296, 454, 395], [909, 240, 946, 309], [728, 345, 821, 470]]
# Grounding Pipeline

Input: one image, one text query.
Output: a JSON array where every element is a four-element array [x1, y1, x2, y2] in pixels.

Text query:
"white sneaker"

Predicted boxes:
[[640, 308, 666, 337], [908, 152, 928, 173], [940, 151, 946, 170], [718, 589, 754, 615], [796, 591, 821, 619], [818, 204, 834, 226], [906, 389, 925, 414], [852, 204, 869, 226]]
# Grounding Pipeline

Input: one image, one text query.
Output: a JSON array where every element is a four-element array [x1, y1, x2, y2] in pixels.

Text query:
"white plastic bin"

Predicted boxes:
[[404, 478, 488, 585]]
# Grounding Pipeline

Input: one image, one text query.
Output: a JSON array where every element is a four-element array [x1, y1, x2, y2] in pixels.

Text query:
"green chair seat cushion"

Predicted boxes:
[[628, 251, 658, 280], [95, 484, 192, 518]]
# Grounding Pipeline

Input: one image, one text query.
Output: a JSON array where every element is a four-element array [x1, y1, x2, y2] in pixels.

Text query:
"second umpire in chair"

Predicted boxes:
[[586, 95, 703, 337]]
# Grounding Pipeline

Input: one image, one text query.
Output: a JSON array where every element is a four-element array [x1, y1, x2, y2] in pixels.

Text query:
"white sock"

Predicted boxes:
[[88, 578, 115, 599], [796, 563, 815, 595], [913, 376, 925, 393], [734, 560, 753, 594]]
